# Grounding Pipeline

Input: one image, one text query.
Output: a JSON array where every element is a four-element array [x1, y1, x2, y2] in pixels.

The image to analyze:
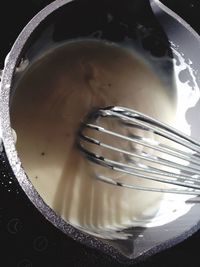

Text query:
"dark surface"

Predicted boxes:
[[1, 0, 200, 266]]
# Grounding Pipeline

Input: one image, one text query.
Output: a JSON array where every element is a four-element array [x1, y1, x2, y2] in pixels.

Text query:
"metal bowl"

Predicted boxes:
[[1, 0, 200, 264]]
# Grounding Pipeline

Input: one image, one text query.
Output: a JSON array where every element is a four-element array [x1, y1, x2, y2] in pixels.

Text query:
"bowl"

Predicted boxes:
[[1, 0, 200, 264]]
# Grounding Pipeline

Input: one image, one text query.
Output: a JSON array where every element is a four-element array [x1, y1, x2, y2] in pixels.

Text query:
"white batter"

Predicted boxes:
[[11, 40, 178, 238]]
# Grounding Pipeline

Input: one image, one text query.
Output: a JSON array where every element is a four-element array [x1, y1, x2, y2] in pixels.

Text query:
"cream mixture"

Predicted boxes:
[[10, 40, 178, 238]]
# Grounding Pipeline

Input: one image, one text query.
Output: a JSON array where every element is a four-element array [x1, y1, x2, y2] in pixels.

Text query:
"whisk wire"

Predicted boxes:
[[78, 106, 200, 195], [81, 124, 200, 174]]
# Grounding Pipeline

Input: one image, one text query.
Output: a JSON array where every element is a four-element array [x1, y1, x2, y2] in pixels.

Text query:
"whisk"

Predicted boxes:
[[78, 106, 200, 196]]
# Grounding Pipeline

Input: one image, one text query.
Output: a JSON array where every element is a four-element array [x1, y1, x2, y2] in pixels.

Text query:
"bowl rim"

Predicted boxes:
[[1, 0, 200, 264]]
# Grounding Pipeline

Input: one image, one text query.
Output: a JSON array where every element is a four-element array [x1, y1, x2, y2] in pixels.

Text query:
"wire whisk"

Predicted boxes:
[[78, 106, 200, 196]]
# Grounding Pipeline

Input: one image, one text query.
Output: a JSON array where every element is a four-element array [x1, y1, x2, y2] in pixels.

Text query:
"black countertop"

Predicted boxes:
[[1, 0, 200, 266]]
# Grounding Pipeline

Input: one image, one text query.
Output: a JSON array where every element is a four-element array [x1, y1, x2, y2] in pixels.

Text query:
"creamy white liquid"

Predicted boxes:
[[10, 40, 178, 239]]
